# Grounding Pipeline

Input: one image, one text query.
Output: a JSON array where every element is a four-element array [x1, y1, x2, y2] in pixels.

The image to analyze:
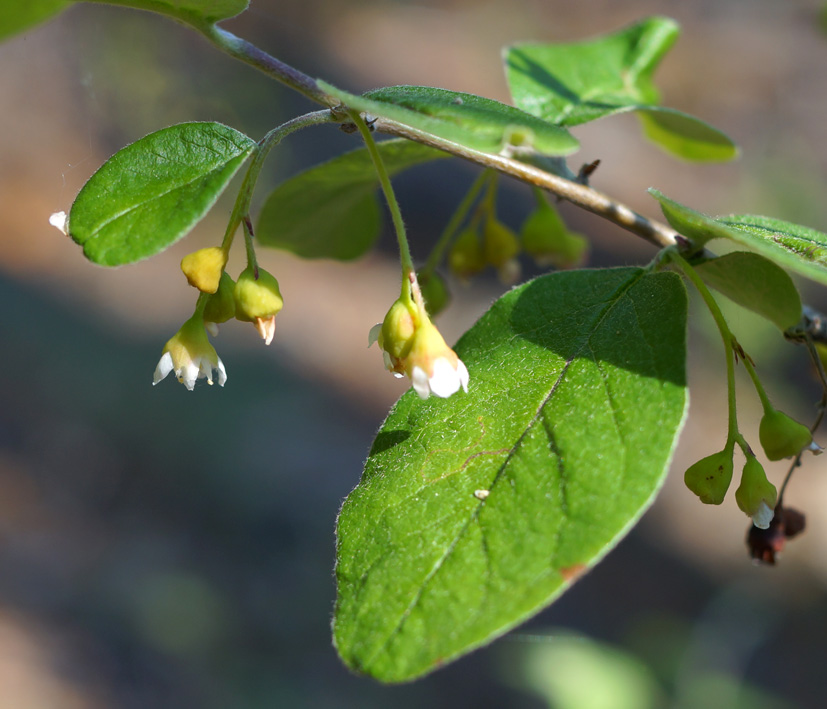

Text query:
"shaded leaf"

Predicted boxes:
[[84, 0, 248, 26], [0, 0, 69, 42], [69, 122, 256, 266], [694, 252, 802, 331], [257, 139, 447, 260], [504, 17, 737, 161], [334, 267, 688, 682], [319, 81, 580, 157], [651, 190, 827, 287]]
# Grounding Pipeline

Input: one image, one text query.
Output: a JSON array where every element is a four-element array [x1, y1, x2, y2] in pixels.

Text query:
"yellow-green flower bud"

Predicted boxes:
[[482, 217, 520, 269], [203, 272, 236, 327], [181, 247, 227, 294], [417, 270, 450, 318], [448, 226, 485, 282], [684, 448, 734, 505], [234, 266, 284, 345], [373, 297, 416, 367], [735, 456, 777, 529], [759, 408, 813, 460]]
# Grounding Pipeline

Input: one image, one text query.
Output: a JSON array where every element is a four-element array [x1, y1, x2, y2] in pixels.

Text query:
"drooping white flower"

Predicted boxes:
[[153, 315, 226, 390], [371, 272, 469, 399]]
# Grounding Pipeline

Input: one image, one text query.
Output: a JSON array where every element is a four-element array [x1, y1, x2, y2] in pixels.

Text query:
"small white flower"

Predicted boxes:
[[152, 315, 227, 390], [49, 211, 68, 235], [752, 501, 775, 530], [411, 356, 469, 399]]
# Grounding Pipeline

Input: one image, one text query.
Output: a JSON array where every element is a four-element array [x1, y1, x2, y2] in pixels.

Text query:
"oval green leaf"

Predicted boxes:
[[503, 17, 737, 162], [84, 0, 249, 26], [319, 81, 580, 157], [334, 267, 688, 682], [69, 122, 256, 266], [0, 0, 68, 42], [651, 189, 827, 287], [694, 252, 802, 330], [257, 139, 447, 260]]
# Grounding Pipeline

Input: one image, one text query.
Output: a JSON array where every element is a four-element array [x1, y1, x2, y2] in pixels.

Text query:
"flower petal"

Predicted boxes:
[[752, 501, 775, 530], [49, 210, 68, 235], [456, 358, 470, 393], [153, 352, 174, 386], [216, 358, 227, 387], [368, 323, 382, 348], [411, 365, 431, 399], [428, 357, 462, 398]]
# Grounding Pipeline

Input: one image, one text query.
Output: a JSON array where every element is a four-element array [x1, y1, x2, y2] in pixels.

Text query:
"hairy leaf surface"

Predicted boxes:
[[257, 139, 446, 260], [69, 122, 256, 266], [504, 17, 737, 161], [335, 267, 688, 682], [320, 82, 580, 157], [652, 190, 827, 287]]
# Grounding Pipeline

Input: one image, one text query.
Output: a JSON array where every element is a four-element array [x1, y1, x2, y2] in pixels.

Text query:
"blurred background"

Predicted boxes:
[[2, 0, 827, 706]]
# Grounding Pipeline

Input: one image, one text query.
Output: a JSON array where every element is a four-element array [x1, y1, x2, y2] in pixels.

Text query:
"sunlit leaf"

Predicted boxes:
[[334, 267, 688, 682], [504, 17, 737, 162], [69, 122, 256, 266], [319, 81, 580, 157], [651, 189, 827, 287]]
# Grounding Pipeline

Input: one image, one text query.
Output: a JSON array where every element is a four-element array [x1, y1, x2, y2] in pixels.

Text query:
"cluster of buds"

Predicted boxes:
[[447, 193, 587, 286], [684, 405, 818, 532], [153, 247, 283, 390], [369, 270, 469, 399]]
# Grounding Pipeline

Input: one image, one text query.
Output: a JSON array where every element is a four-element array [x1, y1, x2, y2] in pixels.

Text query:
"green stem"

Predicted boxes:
[[200, 25, 335, 106], [422, 170, 494, 275], [220, 110, 334, 254], [348, 110, 415, 278], [242, 216, 259, 275], [740, 356, 774, 414], [668, 249, 741, 444]]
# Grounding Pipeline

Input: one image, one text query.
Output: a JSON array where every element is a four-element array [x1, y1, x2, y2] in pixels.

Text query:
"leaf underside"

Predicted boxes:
[[651, 189, 827, 287], [256, 139, 447, 260], [334, 267, 688, 682]]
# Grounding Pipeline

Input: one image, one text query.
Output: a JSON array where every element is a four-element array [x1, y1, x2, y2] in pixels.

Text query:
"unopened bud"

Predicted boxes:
[[417, 270, 451, 317], [181, 247, 227, 293], [734, 456, 777, 529], [759, 408, 813, 461], [482, 217, 520, 270], [520, 201, 588, 269], [203, 272, 236, 329], [448, 226, 485, 282], [234, 266, 283, 345], [684, 448, 734, 505]]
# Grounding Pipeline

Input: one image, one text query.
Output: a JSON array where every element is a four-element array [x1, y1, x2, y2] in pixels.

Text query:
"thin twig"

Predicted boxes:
[[372, 117, 679, 249]]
